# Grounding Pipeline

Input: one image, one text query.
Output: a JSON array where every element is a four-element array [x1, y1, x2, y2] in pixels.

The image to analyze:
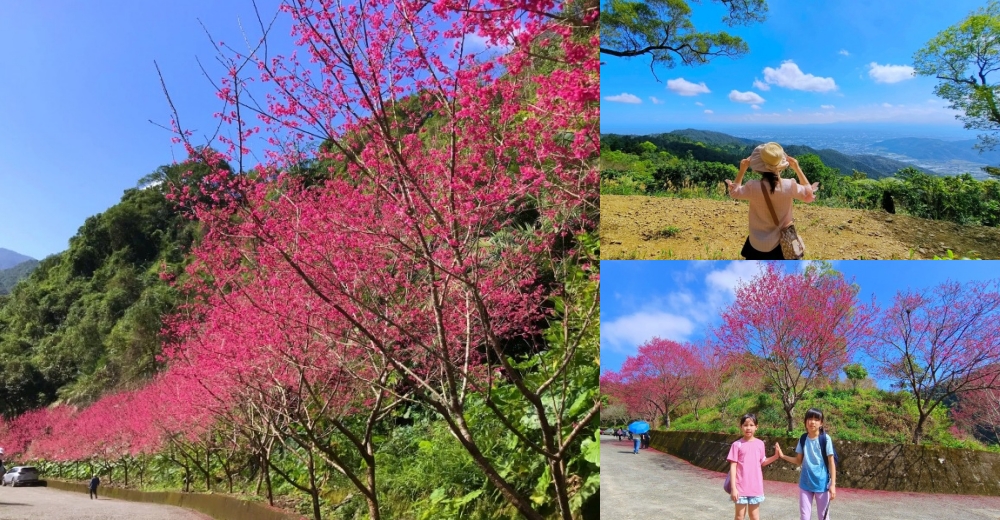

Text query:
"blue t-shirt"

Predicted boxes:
[[795, 433, 834, 492]]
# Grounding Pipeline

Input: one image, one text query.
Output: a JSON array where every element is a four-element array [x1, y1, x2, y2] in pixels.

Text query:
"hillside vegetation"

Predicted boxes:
[[0, 162, 201, 417], [601, 133, 1000, 229], [667, 386, 993, 451]]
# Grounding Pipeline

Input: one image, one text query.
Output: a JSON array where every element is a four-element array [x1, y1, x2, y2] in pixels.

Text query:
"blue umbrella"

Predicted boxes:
[[627, 421, 650, 434]]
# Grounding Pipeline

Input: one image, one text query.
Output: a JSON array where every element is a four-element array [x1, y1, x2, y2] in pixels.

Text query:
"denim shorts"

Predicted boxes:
[[736, 496, 765, 505]]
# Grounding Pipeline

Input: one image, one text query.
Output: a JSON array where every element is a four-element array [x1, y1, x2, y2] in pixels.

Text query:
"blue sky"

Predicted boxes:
[[600, 261, 1000, 385], [0, 1, 295, 260], [601, 0, 991, 135]]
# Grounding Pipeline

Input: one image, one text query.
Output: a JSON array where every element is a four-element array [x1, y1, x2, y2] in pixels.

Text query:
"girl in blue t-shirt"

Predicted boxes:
[[776, 408, 837, 520]]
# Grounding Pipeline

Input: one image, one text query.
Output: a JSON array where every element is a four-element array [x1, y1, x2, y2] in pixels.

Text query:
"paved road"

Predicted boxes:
[[0, 484, 211, 520], [600, 435, 1000, 520]]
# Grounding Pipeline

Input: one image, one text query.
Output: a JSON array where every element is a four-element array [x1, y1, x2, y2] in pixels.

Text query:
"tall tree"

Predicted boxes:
[[714, 263, 875, 432], [600, 0, 767, 74], [161, 0, 600, 518], [619, 338, 698, 429], [865, 280, 1000, 444], [914, 1, 1000, 176]]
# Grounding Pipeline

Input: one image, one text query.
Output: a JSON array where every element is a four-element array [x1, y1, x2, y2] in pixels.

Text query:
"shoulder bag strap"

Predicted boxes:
[[760, 180, 781, 227]]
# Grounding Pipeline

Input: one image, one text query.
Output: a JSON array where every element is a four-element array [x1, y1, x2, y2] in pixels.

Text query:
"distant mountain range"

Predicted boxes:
[[0, 259, 39, 295], [872, 137, 1000, 164], [0, 248, 34, 270], [0, 248, 38, 295], [604, 129, 926, 179]]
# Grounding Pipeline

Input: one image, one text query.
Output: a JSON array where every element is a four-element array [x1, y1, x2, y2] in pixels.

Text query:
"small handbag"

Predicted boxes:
[[761, 181, 805, 260], [723, 473, 732, 494]]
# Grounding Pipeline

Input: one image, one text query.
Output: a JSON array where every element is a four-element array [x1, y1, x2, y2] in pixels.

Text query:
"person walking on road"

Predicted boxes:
[[727, 413, 781, 520], [89, 475, 100, 500], [725, 142, 818, 260], [776, 408, 838, 520]]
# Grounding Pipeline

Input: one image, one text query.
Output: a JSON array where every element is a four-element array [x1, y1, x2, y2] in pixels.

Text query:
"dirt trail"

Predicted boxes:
[[601, 195, 1000, 260]]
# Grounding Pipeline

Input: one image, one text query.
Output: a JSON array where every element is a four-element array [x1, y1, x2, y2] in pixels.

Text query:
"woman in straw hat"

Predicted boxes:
[[725, 142, 819, 259]]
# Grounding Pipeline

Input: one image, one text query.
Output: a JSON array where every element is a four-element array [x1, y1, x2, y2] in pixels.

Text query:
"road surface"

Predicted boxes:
[[0, 484, 210, 520], [600, 435, 1000, 520]]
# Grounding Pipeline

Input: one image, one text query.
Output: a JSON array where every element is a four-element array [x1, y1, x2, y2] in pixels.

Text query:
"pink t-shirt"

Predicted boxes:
[[729, 178, 816, 252], [727, 437, 767, 497]]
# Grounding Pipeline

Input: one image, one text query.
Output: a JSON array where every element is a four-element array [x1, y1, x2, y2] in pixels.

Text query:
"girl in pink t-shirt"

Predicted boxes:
[[727, 413, 781, 520]]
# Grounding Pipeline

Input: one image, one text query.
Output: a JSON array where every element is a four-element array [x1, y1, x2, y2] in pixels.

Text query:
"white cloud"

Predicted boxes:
[[821, 104, 835, 109], [882, 103, 893, 108], [839, 49, 850, 56], [704, 109, 714, 114], [788, 108, 793, 112], [705, 262, 761, 297], [604, 93, 642, 104], [695, 102, 704, 106], [753, 78, 770, 91], [763, 61, 837, 92], [668, 78, 711, 96], [650, 96, 663, 105], [729, 90, 766, 104], [601, 312, 696, 353], [601, 262, 761, 355], [751, 104, 761, 110], [868, 62, 915, 84]]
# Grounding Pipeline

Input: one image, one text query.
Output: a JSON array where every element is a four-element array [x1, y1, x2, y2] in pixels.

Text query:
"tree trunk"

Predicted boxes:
[[307, 453, 322, 520], [785, 406, 795, 434], [912, 413, 929, 444], [365, 451, 380, 520]]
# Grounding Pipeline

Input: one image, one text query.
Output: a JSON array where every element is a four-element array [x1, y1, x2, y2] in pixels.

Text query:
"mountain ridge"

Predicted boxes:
[[0, 248, 35, 270], [601, 129, 927, 179]]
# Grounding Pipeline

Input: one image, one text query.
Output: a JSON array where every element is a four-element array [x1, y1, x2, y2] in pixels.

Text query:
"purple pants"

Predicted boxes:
[[799, 489, 830, 520]]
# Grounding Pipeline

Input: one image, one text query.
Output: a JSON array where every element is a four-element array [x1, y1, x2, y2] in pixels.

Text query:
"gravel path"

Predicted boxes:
[[0, 484, 211, 520], [600, 435, 1000, 520]]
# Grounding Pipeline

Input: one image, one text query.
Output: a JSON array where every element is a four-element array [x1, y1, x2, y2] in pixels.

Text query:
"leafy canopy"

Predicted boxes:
[[914, 0, 1000, 175], [600, 0, 767, 75]]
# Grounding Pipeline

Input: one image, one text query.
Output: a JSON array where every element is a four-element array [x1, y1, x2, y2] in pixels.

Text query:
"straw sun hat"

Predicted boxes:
[[750, 142, 789, 173]]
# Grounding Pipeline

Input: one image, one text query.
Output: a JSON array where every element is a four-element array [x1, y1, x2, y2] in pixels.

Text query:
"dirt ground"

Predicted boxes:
[[601, 195, 1000, 260]]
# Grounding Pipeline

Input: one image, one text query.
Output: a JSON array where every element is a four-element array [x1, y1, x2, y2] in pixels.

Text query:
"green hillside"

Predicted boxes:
[[665, 387, 994, 451], [600, 133, 1000, 228], [0, 162, 203, 417], [601, 130, 924, 179]]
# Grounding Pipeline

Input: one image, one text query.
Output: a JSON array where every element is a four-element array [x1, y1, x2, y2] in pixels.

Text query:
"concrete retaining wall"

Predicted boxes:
[[648, 430, 1000, 496], [45, 479, 306, 520]]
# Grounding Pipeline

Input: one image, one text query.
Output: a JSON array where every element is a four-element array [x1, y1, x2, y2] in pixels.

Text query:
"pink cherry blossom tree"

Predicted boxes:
[[155, 0, 599, 517], [865, 280, 1000, 444], [951, 365, 1000, 444], [715, 263, 876, 432]]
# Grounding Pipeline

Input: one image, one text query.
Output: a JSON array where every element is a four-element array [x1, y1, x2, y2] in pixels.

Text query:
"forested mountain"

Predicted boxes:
[[603, 129, 925, 179], [0, 162, 204, 417], [0, 248, 34, 270], [0, 260, 39, 295]]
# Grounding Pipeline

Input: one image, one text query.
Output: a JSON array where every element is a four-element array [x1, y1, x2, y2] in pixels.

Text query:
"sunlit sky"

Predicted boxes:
[[0, 1, 500, 260], [0, 1, 293, 259], [600, 261, 1000, 385], [600, 0, 992, 135]]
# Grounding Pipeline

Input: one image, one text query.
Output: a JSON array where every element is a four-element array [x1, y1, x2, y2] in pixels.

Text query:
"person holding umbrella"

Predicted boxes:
[[628, 421, 650, 454]]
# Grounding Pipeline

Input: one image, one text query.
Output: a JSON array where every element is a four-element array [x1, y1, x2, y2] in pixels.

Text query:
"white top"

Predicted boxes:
[[729, 178, 816, 251]]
